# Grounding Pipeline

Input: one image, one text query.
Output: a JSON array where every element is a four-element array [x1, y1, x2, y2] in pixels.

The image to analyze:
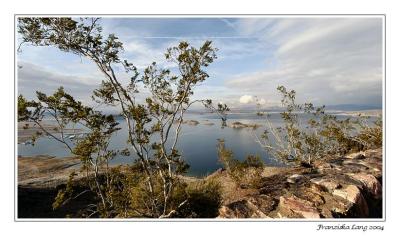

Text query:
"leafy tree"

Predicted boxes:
[[256, 85, 383, 167], [19, 87, 123, 216], [203, 100, 230, 127], [18, 17, 226, 218]]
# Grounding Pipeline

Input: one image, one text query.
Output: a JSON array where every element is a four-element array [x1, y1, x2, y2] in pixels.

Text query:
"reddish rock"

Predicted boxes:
[[215, 149, 381, 219], [311, 177, 340, 193], [348, 173, 382, 199], [332, 185, 369, 217], [218, 199, 269, 218], [346, 152, 366, 160], [287, 174, 306, 184], [277, 195, 320, 218]]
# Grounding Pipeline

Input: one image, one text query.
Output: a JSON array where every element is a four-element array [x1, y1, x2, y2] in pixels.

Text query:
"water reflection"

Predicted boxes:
[[18, 112, 372, 176]]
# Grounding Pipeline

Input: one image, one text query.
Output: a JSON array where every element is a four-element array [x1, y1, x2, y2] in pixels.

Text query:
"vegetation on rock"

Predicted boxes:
[[18, 17, 225, 218], [217, 139, 264, 188], [16, 17, 383, 219], [255, 86, 382, 167]]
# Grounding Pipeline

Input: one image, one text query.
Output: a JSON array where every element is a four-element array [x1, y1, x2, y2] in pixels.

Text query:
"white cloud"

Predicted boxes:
[[227, 17, 383, 106], [122, 40, 173, 69], [258, 98, 266, 105], [239, 95, 254, 104], [17, 18, 383, 111]]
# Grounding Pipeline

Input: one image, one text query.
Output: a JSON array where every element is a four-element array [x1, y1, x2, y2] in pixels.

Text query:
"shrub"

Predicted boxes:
[[217, 139, 264, 188], [256, 86, 383, 167], [353, 115, 383, 149], [174, 180, 222, 218], [18, 17, 228, 218]]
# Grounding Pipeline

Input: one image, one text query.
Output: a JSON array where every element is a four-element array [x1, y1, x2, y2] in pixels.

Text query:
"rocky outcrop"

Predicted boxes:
[[332, 185, 369, 217], [17, 149, 382, 219], [18, 155, 81, 187], [203, 121, 215, 126], [277, 195, 320, 218], [348, 173, 382, 199], [228, 121, 261, 129], [310, 177, 340, 192], [218, 199, 270, 218], [178, 120, 200, 126], [217, 148, 382, 218]]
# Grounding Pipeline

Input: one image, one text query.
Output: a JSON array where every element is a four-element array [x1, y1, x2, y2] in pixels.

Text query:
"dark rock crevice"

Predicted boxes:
[[218, 148, 383, 219]]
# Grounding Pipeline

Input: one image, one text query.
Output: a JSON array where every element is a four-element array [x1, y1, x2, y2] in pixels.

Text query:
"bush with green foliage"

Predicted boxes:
[[217, 139, 264, 188], [17, 17, 227, 218], [173, 180, 222, 218], [352, 115, 383, 149], [256, 86, 383, 167]]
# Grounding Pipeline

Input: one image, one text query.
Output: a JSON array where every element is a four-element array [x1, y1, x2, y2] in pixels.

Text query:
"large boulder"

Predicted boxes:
[[218, 199, 269, 218], [216, 148, 382, 219], [345, 152, 366, 160], [277, 195, 320, 218], [332, 185, 369, 217], [310, 177, 341, 193], [286, 174, 306, 184], [347, 173, 382, 199]]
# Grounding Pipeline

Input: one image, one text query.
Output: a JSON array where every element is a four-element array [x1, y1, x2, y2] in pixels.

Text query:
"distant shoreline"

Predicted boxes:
[[18, 121, 81, 144], [333, 109, 382, 117]]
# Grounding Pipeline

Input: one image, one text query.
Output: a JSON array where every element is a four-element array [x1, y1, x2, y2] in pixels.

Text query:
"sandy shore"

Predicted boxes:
[[18, 155, 81, 187]]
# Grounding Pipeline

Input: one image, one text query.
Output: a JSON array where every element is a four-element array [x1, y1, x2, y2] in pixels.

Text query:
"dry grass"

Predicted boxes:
[[205, 166, 291, 205]]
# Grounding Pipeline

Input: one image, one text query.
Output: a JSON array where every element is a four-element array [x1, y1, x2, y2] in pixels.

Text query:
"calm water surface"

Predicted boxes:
[[18, 112, 367, 176]]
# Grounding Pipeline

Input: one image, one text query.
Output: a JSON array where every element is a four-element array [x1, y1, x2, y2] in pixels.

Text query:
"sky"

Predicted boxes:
[[17, 17, 383, 111]]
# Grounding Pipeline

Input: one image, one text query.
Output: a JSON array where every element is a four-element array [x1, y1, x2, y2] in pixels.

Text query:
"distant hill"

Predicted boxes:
[[101, 104, 382, 116], [325, 104, 382, 111], [186, 103, 382, 114]]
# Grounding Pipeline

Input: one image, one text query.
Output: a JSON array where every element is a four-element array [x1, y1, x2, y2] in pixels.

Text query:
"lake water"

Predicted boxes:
[[17, 112, 370, 176]]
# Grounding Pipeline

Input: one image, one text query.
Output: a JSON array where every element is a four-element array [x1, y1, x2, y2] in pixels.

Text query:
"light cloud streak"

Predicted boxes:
[[226, 17, 383, 107], [17, 17, 383, 110]]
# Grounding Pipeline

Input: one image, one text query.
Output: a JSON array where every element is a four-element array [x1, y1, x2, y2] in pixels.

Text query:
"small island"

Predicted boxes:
[[16, 16, 383, 219]]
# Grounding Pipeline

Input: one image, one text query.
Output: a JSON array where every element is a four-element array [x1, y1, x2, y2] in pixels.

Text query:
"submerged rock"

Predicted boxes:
[[184, 120, 200, 126], [203, 121, 215, 126], [228, 121, 261, 129]]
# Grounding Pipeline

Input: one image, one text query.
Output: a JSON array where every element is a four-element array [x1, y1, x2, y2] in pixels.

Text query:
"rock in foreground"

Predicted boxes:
[[217, 148, 382, 218]]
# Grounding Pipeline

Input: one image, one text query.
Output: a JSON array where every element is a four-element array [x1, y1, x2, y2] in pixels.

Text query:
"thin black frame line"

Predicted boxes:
[[15, 14, 385, 16], [14, 14, 16, 222], [13, 14, 387, 223], [383, 14, 386, 221], [15, 218, 386, 222]]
